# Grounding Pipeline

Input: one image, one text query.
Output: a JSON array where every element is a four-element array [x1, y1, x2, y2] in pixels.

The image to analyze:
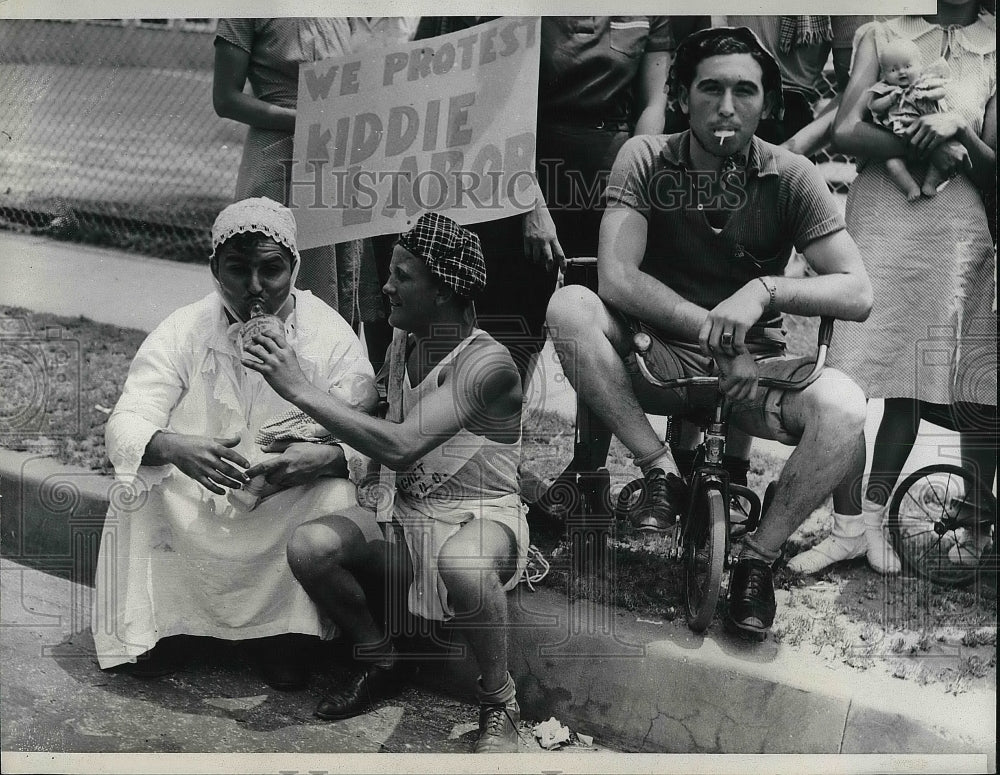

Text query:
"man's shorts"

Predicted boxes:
[[621, 318, 815, 445], [392, 493, 529, 622]]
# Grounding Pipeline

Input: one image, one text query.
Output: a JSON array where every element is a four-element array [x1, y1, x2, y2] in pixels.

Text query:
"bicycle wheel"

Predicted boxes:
[[888, 464, 997, 587], [683, 484, 728, 632]]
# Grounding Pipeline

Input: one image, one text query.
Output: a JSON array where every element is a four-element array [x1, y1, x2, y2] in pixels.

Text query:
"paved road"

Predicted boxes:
[[0, 558, 619, 761]]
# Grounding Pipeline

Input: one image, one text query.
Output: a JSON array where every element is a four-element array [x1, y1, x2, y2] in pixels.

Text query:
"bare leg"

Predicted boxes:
[[885, 158, 922, 201], [439, 519, 523, 753], [546, 285, 671, 461], [289, 514, 413, 720], [287, 514, 403, 660], [739, 370, 869, 553], [831, 431, 865, 515], [437, 519, 518, 692], [789, 420, 901, 576]]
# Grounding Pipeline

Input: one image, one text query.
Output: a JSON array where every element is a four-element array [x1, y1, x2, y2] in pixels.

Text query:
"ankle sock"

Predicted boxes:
[[635, 444, 680, 478], [833, 511, 865, 538], [476, 672, 517, 706], [740, 536, 781, 565], [861, 498, 887, 528], [860, 499, 901, 574]]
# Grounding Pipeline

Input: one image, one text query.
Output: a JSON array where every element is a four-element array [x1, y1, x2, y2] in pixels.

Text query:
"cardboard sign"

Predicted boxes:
[[291, 17, 541, 248]]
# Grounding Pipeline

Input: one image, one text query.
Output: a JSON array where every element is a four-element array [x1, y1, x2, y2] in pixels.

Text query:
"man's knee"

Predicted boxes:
[[287, 519, 352, 576], [438, 538, 495, 591], [804, 370, 867, 435], [546, 285, 603, 333]]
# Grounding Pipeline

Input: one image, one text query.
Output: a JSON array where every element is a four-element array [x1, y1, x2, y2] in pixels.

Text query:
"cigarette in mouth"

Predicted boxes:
[[715, 130, 735, 145]]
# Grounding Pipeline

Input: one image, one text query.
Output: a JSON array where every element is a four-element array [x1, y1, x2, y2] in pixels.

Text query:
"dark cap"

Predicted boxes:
[[666, 26, 784, 121]]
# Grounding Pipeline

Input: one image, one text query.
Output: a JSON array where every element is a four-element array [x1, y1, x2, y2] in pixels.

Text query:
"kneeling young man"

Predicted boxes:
[[244, 213, 527, 753], [546, 27, 875, 636]]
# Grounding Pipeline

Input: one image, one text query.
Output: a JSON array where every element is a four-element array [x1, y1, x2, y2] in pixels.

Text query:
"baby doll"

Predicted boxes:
[[867, 37, 953, 200]]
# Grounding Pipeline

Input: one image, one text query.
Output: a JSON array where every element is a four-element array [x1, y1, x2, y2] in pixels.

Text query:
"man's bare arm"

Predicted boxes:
[[245, 333, 520, 471], [597, 206, 711, 341]]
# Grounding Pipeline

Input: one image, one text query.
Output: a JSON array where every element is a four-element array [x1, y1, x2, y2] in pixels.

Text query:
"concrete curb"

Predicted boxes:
[[0, 450, 995, 764], [423, 587, 996, 761]]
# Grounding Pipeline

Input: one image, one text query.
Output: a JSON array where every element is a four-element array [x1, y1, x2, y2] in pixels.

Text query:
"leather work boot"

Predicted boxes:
[[727, 557, 777, 633], [314, 662, 409, 720], [629, 468, 687, 533], [473, 698, 520, 753]]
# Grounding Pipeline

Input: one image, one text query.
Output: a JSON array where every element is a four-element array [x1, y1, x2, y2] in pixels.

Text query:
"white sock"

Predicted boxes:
[[786, 511, 865, 574], [861, 499, 901, 575], [635, 444, 680, 478]]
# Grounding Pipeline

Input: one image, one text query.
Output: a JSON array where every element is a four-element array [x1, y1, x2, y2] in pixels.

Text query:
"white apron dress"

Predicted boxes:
[[92, 290, 375, 669]]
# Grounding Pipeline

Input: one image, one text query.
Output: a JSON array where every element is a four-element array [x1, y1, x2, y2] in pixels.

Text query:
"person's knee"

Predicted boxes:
[[805, 371, 867, 436], [438, 539, 494, 591], [287, 520, 350, 577], [546, 285, 602, 334]]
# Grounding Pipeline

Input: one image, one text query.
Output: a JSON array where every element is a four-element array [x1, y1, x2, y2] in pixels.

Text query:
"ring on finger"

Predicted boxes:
[[720, 332, 734, 346]]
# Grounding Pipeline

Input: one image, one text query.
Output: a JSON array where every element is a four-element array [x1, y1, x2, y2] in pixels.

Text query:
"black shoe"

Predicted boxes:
[[473, 700, 521, 753], [314, 662, 408, 720], [629, 468, 687, 533], [259, 657, 310, 691], [728, 557, 776, 633], [109, 639, 186, 679], [246, 635, 312, 691]]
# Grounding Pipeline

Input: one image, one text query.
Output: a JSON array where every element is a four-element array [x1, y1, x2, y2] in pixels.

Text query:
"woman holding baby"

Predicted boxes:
[[789, 1, 997, 576]]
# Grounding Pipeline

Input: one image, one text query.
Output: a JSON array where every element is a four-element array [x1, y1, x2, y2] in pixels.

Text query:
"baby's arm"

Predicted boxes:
[[868, 91, 901, 118]]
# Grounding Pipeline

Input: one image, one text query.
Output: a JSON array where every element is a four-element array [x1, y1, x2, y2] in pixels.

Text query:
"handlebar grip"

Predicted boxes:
[[818, 316, 834, 349]]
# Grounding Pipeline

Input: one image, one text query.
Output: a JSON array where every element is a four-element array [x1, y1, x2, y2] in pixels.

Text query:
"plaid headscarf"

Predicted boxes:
[[397, 212, 486, 300], [778, 16, 832, 53]]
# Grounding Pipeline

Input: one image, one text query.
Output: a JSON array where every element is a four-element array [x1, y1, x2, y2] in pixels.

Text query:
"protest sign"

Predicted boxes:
[[290, 17, 540, 249]]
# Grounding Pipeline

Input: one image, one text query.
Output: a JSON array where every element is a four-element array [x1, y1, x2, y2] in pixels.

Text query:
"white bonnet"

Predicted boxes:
[[210, 197, 300, 266]]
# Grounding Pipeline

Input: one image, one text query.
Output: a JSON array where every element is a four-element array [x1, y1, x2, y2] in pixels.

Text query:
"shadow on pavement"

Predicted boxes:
[[46, 629, 485, 751]]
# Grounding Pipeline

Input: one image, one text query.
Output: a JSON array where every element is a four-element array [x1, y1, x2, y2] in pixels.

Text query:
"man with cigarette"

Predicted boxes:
[[545, 28, 874, 637]]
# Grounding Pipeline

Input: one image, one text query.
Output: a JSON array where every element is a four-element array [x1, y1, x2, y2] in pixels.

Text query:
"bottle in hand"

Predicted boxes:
[[241, 301, 283, 353]]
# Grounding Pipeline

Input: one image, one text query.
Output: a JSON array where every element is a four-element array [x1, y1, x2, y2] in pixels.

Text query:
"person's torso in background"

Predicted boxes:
[[348, 17, 419, 50], [725, 15, 830, 98], [217, 18, 353, 108], [538, 16, 670, 125]]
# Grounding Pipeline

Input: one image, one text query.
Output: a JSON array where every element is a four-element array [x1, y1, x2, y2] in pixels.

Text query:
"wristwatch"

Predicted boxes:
[[757, 276, 777, 316]]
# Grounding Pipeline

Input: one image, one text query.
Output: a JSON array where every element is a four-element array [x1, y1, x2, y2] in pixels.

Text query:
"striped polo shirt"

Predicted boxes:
[[605, 131, 845, 323]]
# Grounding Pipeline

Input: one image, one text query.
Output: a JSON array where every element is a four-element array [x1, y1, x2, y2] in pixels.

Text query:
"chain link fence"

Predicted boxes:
[[810, 68, 856, 195], [0, 19, 856, 264], [0, 19, 238, 262]]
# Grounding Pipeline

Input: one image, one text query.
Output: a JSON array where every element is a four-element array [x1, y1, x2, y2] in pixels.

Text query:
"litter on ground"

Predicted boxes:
[[532, 716, 595, 750]]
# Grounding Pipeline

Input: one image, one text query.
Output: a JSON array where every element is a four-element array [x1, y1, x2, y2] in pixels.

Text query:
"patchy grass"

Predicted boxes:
[[1, 305, 146, 473]]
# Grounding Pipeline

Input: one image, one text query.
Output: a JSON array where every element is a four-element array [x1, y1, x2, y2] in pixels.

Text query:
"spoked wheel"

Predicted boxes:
[[888, 464, 997, 587], [683, 485, 728, 632]]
